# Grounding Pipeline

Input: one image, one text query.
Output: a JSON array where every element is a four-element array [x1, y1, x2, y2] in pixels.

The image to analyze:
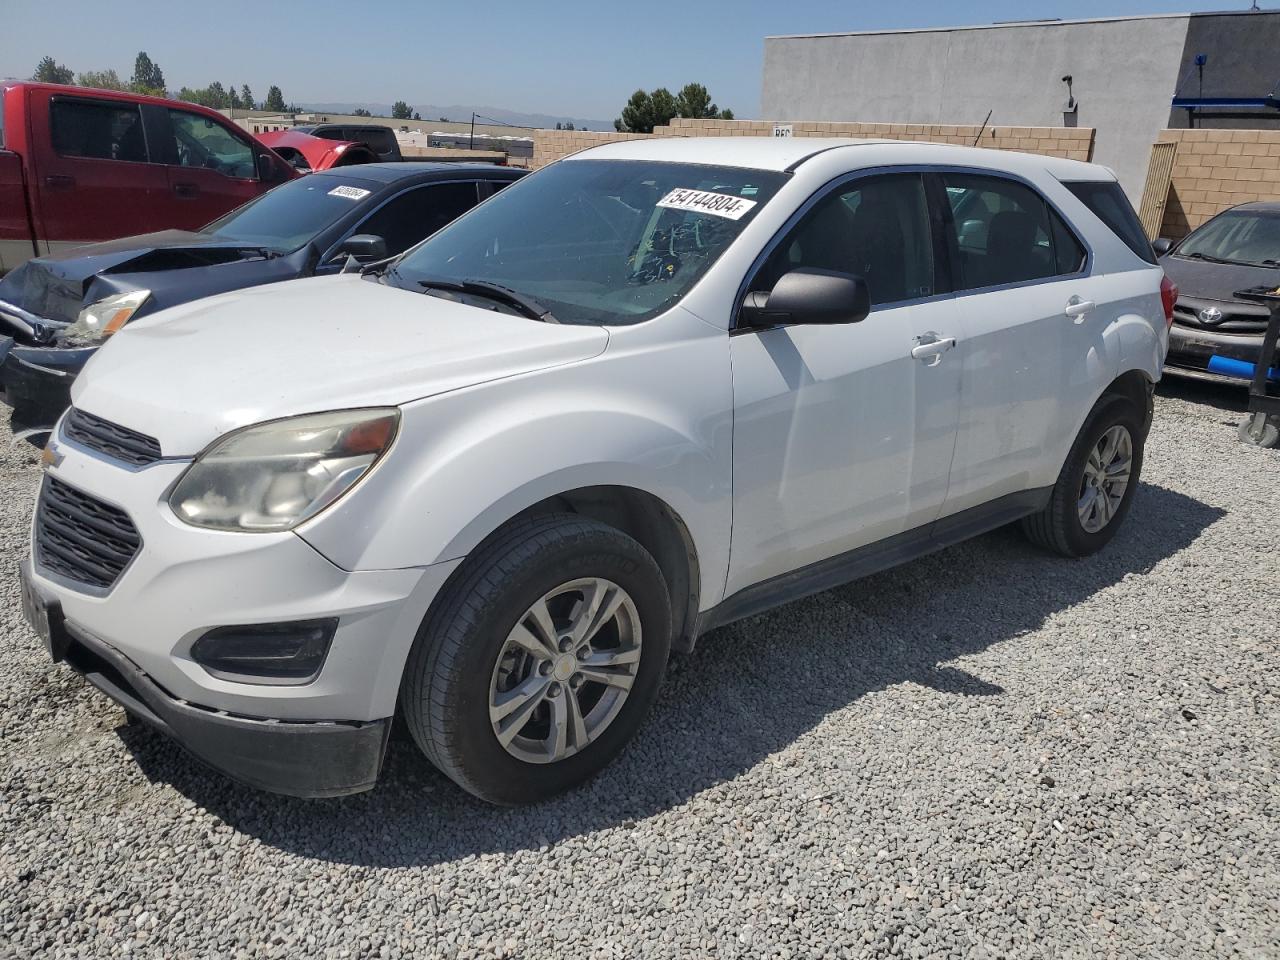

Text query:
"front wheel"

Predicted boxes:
[[1022, 395, 1145, 557], [401, 514, 671, 805]]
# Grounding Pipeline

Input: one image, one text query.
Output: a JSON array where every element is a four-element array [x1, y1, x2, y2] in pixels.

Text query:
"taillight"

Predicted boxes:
[[1160, 273, 1178, 329]]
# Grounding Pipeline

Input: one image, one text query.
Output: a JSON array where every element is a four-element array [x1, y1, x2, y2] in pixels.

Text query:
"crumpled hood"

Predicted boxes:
[[71, 274, 609, 455], [0, 230, 270, 325]]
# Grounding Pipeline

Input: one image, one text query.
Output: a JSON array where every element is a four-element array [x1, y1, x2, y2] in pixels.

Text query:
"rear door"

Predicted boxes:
[[156, 107, 264, 228], [29, 90, 169, 250], [934, 172, 1096, 515]]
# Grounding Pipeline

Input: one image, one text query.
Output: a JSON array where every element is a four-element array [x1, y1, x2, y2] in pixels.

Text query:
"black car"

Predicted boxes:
[[0, 162, 523, 425], [292, 124, 403, 163], [1158, 201, 1280, 385]]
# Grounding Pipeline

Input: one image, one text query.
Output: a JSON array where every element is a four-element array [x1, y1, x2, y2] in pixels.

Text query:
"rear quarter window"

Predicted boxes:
[[1063, 181, 1156, 265]]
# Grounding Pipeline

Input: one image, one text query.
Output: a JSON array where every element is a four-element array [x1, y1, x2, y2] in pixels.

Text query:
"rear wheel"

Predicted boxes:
[[1022, 395, 1145, 557], [401, 514, 671, 805]]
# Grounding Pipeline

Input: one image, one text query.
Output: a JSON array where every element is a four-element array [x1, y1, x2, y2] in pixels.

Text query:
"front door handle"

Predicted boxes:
[[910, 332, 957, 366], [1065, 295, 1095, 322], [173, 182, 199, 199]]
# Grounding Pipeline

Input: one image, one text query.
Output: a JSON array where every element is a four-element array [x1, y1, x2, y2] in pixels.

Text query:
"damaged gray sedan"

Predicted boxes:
[[0, 162, 522, 426]]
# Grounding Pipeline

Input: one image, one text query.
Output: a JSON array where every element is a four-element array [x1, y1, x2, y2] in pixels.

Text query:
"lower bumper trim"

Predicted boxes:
[[62, 623, 391, 798]]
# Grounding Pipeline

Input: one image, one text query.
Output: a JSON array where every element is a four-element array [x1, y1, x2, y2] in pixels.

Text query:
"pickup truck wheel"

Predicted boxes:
[[401, 514, 671, 805], [1021, 395, 1144, 558]]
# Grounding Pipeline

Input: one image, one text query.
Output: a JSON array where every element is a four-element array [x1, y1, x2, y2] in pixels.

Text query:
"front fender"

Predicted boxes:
[[298, 310, 733, 611]]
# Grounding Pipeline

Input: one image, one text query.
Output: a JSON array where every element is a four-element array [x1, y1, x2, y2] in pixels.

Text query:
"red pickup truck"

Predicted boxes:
[[1, 82, 296, 274]]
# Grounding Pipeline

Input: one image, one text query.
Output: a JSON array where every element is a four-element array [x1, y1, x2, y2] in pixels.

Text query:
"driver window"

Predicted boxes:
[[352, 182, 481, 257], [167, 110, 256, 179], [754, 174, 934, 306]]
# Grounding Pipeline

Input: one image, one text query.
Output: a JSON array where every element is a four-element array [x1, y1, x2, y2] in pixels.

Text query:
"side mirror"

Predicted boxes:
[[1153, 237, 1173, 256], [333, 234, 387, 262], [740, 268, 871, 328]]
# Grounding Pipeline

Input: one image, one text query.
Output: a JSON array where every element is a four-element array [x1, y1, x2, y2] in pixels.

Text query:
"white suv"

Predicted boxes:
[[19, 138, 1172, 804]]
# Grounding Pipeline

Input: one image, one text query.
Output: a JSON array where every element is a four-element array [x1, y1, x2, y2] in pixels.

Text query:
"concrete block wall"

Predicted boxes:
[[1156, 129, 1280, 239], [531, 119, 1094, 169]]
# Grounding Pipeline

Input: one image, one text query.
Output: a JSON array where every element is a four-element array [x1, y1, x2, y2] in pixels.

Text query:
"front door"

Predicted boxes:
[[159, 108, 264, 229], [726, 173, 964, 597]]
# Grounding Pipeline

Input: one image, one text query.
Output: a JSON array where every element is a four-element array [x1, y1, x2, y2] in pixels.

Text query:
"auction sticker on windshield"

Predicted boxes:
[[656, 188, 757, 220], [328, 186, 372, 201]]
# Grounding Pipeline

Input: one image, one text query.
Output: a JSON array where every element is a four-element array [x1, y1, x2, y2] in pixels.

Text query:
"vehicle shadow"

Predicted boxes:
[[1156, 375, 1249, 415], [119, 481, 1224, 868]]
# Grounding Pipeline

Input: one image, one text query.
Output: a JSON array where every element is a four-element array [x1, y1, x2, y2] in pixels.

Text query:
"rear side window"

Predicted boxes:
[[942, 174, 1085, 290], [51, 99, 147, 162], [1063, 181, 1156, 264]]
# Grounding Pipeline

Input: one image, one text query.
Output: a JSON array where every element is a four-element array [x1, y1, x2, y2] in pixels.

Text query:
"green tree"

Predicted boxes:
[[617, 83, 733, 132], [263, 85, 286, 112], [565, 122, 575, 131], [33, 56, 74, 85], [76, 69, 127, 91], [241, 85, 256, 110], [352, 107, 372, 117], [616, 87, 676, 133], [130, 51, 165, 95], [391, 100, 413, 120], [413, 111, 422, 121], [227, 83, 241, 110]]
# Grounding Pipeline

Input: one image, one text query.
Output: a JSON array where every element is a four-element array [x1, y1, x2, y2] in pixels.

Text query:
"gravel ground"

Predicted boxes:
[[1, 382, 1277, 960]]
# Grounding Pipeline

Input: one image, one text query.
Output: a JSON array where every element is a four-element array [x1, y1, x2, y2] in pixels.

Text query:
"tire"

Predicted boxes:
[[400, 513, 671, 805], [1021, 394, 1145, 558], [1237, 415, 1280, 449]]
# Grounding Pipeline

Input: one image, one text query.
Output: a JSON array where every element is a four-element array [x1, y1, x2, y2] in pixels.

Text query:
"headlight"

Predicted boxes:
[[60, 289, 152, 345], [168, 409, 399, 532]]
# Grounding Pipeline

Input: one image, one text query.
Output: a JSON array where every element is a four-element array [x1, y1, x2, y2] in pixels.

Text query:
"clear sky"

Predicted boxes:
[[0, 0, 1258, 122]]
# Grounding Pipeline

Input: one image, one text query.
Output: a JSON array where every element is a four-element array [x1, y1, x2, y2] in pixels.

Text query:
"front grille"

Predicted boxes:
[[64, 408, 162, 466], [35, 477, 142, 590], [1172, 300, 1270, 335]]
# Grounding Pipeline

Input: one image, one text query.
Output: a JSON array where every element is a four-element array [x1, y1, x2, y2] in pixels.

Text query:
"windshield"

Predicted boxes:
[[1177, 209, 1280, 266], [202, 175, 379, 252], [389, 159, 788, 325]]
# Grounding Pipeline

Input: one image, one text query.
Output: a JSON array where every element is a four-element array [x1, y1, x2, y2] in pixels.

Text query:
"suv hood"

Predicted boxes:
[[71, 274, 608, 456]]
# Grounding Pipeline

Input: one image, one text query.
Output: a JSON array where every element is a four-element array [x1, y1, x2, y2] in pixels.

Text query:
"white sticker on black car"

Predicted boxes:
[[328, 186, 372, 201], [656, 188, 757, 221]]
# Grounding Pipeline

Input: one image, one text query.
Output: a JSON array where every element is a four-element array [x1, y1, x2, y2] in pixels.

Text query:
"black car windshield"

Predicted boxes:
[[389, 159, 788, 325], [202, 175, 381, 252], [1177, 208, 1280, 266]]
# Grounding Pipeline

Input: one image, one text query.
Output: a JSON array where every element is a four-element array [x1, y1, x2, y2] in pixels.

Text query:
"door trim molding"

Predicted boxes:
[[695, 486, 1052, 638]]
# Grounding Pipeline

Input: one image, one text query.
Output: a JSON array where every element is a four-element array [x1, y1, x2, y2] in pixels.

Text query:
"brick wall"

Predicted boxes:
[[531, 129, 652, 169], [530, 119, 1094, 169], [1155, 129, 1280, 239]]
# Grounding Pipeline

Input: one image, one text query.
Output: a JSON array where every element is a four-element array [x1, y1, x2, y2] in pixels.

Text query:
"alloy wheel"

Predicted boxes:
[[488, 577, 642, 764], [1077, 424, 1133, 534]]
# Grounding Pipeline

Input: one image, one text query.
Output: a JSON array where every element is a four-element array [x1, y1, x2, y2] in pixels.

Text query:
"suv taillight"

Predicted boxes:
[[1160, 274, 1178, 329]]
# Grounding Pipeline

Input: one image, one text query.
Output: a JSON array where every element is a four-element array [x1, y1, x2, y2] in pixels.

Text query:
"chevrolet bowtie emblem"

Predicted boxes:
[[40, 442, 64, 471]]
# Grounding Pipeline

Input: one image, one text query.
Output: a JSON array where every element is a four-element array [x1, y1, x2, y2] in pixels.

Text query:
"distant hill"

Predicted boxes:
[[298, 102, 612, 132]]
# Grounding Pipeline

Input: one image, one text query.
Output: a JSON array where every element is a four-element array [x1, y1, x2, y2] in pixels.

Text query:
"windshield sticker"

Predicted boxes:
[[328, 185, 371, 201], [656, 188, 757, 221]]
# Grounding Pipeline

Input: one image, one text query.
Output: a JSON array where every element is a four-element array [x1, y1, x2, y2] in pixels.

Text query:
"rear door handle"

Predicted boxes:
[[910, 332, 957, 366], [1065, 296, 1095, 322], [43, 175, 75, 190], [173, 182, 199, 198]]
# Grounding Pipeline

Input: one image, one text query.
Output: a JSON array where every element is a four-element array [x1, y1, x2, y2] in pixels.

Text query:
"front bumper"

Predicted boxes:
[[27, 435, 462, 725], [1165, 323, 1271, 385], [31, 579, 392, 796], [0, 343, 95, 427]]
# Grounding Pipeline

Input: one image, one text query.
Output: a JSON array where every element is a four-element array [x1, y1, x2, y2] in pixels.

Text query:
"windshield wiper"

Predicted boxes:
[[1182, 251, 1231, 264], [416, 278, 558, 323]]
